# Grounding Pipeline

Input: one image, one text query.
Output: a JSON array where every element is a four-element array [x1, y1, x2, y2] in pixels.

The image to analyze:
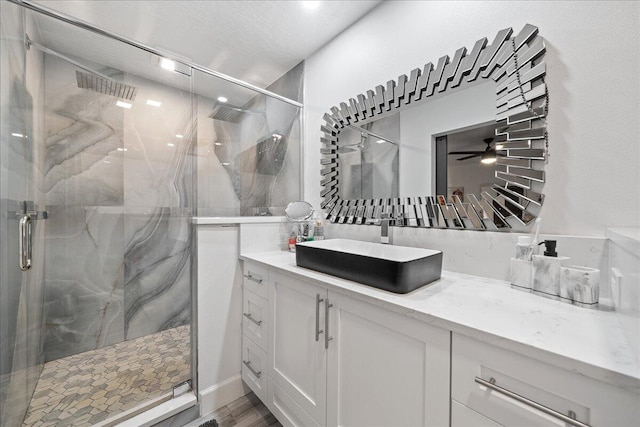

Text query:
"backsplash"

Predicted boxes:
[[607, 229, 640, 366], [326, 223, 607, 285]]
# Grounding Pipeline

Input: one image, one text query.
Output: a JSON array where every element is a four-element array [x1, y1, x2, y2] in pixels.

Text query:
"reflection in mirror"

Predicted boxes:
[[320, 24, 548, 232], [337, 119, 399, 200]]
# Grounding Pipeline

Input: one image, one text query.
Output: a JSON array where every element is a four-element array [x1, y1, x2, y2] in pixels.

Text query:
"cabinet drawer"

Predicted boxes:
[[452, 333, 639, 426], [243, 262, 268, 298], [243, 289, 267, 350], [241, 335, 267, 403], [267, 377, 320, 427]]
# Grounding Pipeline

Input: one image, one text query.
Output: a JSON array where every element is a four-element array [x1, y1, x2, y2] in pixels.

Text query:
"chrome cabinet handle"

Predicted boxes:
[[243, 273, 263, 284], [474, 377, 590, 427], [315, 294, 325, 341], [324, 298, 333, 349], [19, 215, 32, 271], [243, 312, 262, 326], [243, 360, 261, 378]]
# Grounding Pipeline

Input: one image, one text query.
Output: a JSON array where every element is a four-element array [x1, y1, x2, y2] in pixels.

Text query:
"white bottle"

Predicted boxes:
[[510, 236, 533, 290], [313, 216, 324, 240]]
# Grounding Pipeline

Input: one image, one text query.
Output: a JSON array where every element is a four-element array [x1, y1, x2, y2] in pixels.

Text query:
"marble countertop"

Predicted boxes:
[[240, 250, 640, 393]]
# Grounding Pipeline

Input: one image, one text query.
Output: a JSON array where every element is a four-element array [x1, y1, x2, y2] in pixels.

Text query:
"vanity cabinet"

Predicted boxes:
[[241, 262, 270, 403], [451, 333, 640, 427], [245, 262, 451, 427]]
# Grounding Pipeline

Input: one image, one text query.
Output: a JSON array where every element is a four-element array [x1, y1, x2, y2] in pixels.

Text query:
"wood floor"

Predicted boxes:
[[198, 392, 281, 427]]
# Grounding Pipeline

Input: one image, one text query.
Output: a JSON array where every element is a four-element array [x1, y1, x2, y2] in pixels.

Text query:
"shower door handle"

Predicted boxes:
[[19, 214, 32, 271]]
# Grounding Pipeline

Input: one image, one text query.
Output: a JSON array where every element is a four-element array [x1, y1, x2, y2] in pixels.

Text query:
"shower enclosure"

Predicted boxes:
[[0, 1, 302, 426]]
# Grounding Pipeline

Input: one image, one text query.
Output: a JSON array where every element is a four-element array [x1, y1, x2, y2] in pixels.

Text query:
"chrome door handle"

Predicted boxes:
[[243, 273, 263, 284], [19, 214, 32, 271], [474, 377, 590, 427], [243, 360, 261, 378], [315, 294, 324, 342], [243, 312, 262, 326], [325, 298, 333, 349]]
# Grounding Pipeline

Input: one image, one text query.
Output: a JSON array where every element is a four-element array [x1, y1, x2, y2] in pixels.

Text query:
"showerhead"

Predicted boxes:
[[208, 103, 252, 124], [75, 71, 138, 101]]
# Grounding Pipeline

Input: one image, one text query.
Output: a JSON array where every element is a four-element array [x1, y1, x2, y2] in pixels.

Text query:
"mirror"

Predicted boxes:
[[285, 200, 314, 222], [320, 24, 548, 231]]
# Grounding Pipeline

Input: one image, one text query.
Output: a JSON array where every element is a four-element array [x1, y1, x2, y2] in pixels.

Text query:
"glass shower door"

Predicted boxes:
[[0, 2, 47, 426]]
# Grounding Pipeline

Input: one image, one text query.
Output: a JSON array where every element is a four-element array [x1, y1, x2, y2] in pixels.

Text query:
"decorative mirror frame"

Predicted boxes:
[[320, 24, 548, 231]]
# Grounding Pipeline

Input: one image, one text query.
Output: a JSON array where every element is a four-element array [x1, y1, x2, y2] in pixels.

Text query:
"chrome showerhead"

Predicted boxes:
[[75, 71, 138, 101], [207, 103, 252, 124]]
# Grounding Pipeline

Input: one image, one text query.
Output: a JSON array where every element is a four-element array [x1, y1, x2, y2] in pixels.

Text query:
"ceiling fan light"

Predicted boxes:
[[480, 151, 497, 164]]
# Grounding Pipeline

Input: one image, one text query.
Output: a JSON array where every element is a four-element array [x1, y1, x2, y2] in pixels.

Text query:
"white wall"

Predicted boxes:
[[304, 0, 640, 236], [399, 81, 496, 195]]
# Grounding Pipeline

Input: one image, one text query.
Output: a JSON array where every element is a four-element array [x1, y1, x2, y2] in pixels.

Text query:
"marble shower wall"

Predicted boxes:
[[43, 55, 194, 361], [197, 62, 303, 217], [0, 3, 47, 426]]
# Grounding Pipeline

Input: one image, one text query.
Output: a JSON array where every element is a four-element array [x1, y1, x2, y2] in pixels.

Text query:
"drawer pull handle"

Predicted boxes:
[[243, 312, 262, 326], [243, 360, 262, 378], [474, 377, 590, 427], [325, 298, 333, 349], [315, 294, 324, 342], [244, 273, 263, 284]]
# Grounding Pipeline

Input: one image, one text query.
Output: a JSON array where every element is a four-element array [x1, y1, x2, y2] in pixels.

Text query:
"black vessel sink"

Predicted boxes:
[[296, 239, 442, 294]]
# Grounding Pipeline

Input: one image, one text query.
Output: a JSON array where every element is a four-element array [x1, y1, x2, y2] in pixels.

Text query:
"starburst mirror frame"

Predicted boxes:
[[319, 24, 548, 231]]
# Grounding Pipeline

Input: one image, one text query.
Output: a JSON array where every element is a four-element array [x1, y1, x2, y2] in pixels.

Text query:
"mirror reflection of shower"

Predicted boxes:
[[337, 119, 400, 200]]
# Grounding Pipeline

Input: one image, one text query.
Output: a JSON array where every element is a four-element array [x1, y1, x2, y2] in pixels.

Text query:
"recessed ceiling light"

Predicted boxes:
[[11, 132, 24, 138], [376, 139, 385, 144], [167, 143, 175, 147], [117, 147, 128, 152], [146, 99, 162, 107], [214, 142, 223, 146], [221, 162, 230, 166], [159, 58, 176, 71], [301, 1, 321, 10], [103, 160, 111, 164], [116, 100, 132, 109], [175, 134, 184, 138], [217, 96, 228, 103]]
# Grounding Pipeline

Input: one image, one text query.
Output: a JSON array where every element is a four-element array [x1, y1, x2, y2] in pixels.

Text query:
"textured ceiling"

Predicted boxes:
[[31, 0, 381, 92]]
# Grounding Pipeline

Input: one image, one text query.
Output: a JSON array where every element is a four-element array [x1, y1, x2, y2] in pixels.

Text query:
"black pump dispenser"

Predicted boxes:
[[538, 240, 557, 257]]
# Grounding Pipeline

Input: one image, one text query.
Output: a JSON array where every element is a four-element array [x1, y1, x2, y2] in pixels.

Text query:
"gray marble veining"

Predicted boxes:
[[42, 54, 194, 361], [197, 63, 302, 217], [124, 208, 191, 340]]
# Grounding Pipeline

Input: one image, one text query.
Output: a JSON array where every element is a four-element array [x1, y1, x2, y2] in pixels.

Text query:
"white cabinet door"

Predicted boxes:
[[326, 292, 450, 427], [268, 271, 327, 426]]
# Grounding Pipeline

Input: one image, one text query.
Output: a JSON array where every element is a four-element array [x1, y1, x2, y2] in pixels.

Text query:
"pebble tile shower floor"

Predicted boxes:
[[22, 325, 190, 426]]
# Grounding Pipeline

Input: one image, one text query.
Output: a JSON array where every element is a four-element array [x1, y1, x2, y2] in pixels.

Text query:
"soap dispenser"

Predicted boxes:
[[532, 240, 570, 299]]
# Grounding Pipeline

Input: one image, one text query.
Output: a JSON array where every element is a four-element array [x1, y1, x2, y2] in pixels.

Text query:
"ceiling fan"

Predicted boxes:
[[448, 137, 504, 164]]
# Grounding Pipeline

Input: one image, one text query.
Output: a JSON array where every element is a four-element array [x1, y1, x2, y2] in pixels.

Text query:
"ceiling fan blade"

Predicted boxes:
[[456, 154, 480, 161], [448, 151, 482, 155]]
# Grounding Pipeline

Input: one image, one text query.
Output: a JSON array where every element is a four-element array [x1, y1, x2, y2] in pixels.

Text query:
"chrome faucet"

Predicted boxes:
[[380, 213, 392, 244]]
